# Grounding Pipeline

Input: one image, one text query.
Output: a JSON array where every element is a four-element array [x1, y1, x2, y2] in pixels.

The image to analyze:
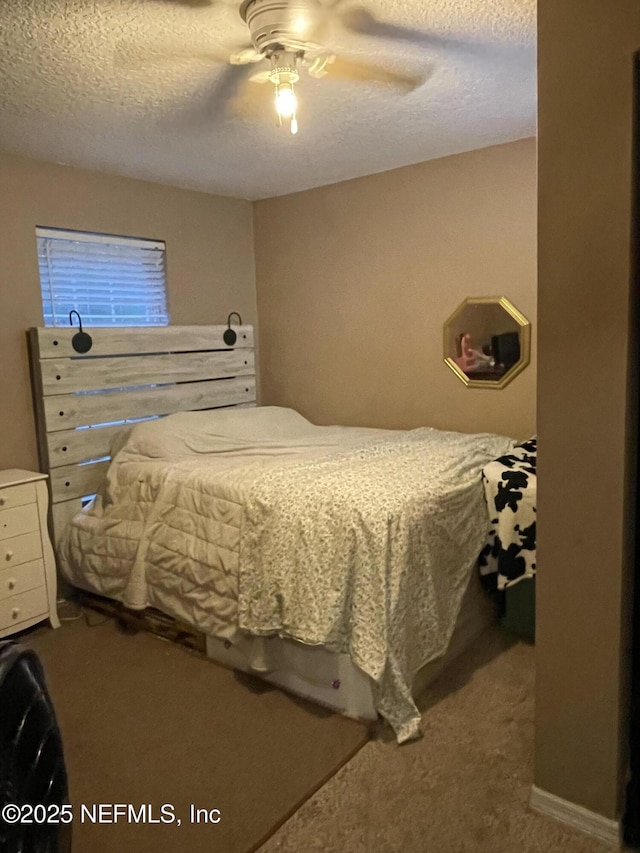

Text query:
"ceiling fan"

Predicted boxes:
[[235, 0, 429, 133], [119, 0, 434, 134]]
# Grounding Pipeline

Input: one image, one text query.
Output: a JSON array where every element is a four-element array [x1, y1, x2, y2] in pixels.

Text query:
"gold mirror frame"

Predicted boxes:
[[443, 296, 531, 389]]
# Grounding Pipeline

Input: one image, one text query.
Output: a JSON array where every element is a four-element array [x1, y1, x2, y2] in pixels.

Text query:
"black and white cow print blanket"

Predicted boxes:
[[478, 438, 536, 590]]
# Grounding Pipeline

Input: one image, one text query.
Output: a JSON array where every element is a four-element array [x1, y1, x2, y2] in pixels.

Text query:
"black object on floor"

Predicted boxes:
[[0, 641, 71, 853]]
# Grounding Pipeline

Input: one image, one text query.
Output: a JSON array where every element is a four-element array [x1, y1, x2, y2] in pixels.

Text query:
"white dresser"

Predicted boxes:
[[0, 469, 60, 637]]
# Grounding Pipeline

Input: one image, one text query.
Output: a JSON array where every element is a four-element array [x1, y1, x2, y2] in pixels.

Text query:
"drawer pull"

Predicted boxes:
[[0, 497, 5, 506], [11, 608, 20, 620], [5, 551, 13, 561], [7, 579, 16, 590]]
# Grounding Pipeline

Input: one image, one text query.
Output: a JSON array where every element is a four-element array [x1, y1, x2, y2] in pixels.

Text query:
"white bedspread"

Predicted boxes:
[[59, 407, 513, 741]]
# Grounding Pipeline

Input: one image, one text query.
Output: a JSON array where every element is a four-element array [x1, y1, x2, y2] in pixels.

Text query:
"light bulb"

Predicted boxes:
[[275, 82, 296, 119], [290, 117, 298, 135]]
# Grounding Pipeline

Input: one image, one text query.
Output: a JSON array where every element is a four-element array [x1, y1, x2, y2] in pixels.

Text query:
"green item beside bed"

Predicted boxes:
[[501, 577, 535, 642]]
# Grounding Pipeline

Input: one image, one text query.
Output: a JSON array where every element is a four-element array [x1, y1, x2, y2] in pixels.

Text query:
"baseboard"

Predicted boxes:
[[529, 785, 620, 848]]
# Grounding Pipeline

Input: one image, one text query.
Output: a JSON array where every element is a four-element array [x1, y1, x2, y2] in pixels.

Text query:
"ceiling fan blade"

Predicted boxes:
[[323, 55, 422, 90], [201, 62, 255, 120], [114, 42, 235, 70], [248, 70, 272, 83], [155, 0, 216, 6], [155, 0, 243, 11], [229, 47, 264, 65], [158, 62, 254, 127], [230, 75, 276, 121], [339, 7, 463, 50]]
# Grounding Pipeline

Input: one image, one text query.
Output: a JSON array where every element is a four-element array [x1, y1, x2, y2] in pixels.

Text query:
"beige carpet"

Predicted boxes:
[[19, 613, 369, 853], [17, 613, 622, 853], [259, 627, 619, 853]]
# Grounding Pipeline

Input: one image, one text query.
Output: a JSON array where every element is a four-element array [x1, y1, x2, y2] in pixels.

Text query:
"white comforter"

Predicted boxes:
[[60, 407, 513, 741]]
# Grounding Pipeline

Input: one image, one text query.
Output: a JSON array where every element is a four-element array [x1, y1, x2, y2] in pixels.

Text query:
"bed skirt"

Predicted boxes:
[[205, 570, 496, 722]]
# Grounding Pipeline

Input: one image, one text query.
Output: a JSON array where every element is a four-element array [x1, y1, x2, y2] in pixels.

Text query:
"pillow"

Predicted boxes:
[[161, 406, 314, 440], [117, 406, 316, 460]]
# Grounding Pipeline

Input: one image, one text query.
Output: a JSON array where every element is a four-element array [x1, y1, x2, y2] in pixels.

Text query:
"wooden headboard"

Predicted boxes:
[[28, 324, 256, 544]]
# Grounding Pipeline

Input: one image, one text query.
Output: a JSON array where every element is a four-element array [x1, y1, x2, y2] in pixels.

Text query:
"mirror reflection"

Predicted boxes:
[[443, 297, 530, 388]]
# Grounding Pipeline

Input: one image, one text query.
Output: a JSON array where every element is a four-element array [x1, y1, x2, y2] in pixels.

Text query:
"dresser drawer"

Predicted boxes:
[[0, 482, 36, 511], [0, 503, 39, 541], [0, 586, 48, 631], [1, 531, 43, 568], [0, 559, 45, 601]]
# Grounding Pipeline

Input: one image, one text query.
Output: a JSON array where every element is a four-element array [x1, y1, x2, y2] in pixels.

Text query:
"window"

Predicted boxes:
[[36, 226, 169, 327]]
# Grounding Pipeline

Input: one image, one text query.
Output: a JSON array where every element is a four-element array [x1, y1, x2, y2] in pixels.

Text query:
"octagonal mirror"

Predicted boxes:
[[443, 297, 531, 389]]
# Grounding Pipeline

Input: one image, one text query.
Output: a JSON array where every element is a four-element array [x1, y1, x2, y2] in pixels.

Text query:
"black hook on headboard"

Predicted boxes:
[[223, 312, 243, 346], [69, 310, 93, 354]]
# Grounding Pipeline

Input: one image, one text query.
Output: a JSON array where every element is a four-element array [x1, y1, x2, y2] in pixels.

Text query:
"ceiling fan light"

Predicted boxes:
[[275, 81, 296, 118]]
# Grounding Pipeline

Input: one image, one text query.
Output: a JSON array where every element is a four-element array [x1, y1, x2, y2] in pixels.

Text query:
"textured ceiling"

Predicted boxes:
[[0, 0, 536, 199]]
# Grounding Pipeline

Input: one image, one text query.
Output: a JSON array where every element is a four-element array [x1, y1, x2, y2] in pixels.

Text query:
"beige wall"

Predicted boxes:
[[0, 151, 256, 473], [253, 138, 537, 440], [536, 1, 640, 819]]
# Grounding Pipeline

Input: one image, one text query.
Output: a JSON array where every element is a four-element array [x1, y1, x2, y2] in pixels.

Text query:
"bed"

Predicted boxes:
[[28, 324, 515, 742]]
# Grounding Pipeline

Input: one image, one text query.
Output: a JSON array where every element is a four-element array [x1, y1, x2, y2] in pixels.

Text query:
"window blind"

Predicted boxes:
[[36, 226, 169, 327]]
